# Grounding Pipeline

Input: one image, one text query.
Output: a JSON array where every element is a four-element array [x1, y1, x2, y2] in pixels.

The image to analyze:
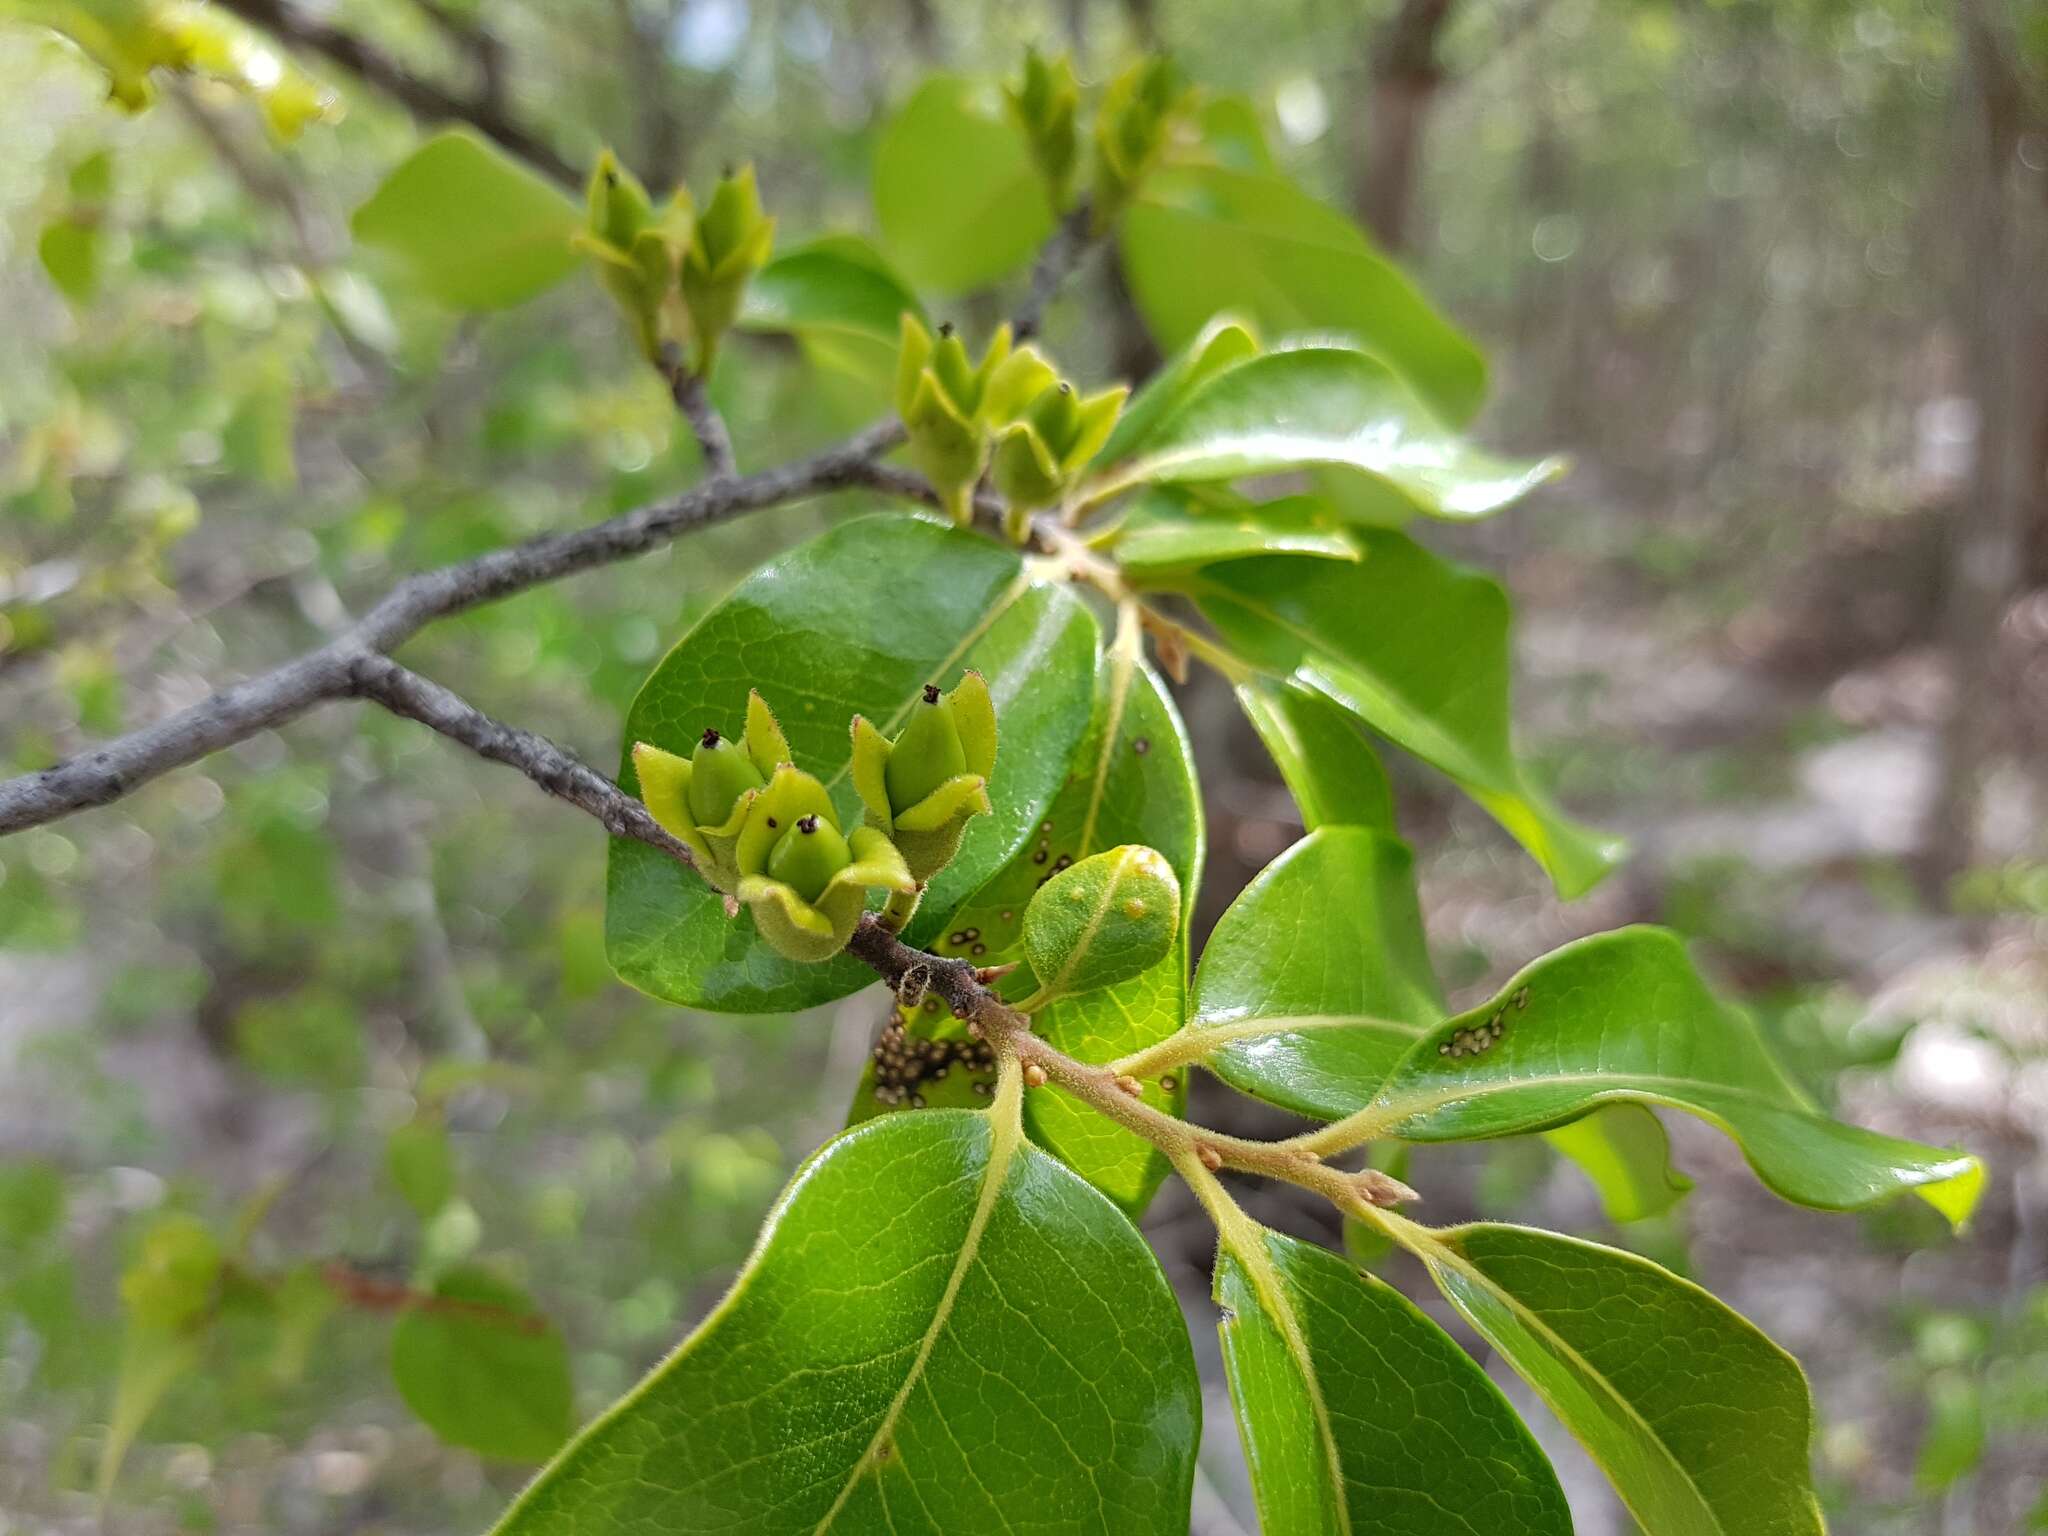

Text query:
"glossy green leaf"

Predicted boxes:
[[874, 75, 1054, 293], [1194, 537, 1626, 898], [1545, 1104, 1693, 1224], [493, 1105, 1200, 1535], [1097, 315, 1260, 467], [1110, 488, 1358, 584], [1215, 1226, 1569, 1535], [1088, 344, 1562, 520], [1419, 1222, 1825, 1536], [351, 130, 581, 310], [608, 514, 1097, 1013], [38, 217, 99, 305], [391, 1264, 573, 1462], [387, 1118, 457, 1217], [869, 651, 1202, 1217], [1235, 678, 1395, 833], [1189, 828, 1440, 1120], [1022, 844, 1179, 1001], [1365, 928, 1984, 1224], [1120, 164, 1486, 425], [737, 235, 922, 388]]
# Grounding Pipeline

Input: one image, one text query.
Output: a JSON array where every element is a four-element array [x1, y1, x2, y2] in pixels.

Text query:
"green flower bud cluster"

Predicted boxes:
[[895, 317, 1124, 538], [635, 680, 999, 963], [578, 157, 773, 373], [851, 671, 998, 889], [1005, 47, 1081, 213], [1089, 55, 1193, 231]]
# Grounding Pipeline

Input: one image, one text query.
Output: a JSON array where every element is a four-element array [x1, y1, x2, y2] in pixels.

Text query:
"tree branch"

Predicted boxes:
[[1013, 203, 1096, 340], [660, 355, 740, 480], [0, 420, 902, 835], [212, 0, 581, 188]]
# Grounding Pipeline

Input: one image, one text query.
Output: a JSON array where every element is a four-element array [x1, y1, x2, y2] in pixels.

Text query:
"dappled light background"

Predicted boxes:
[[1, 0, 2044, 1532]]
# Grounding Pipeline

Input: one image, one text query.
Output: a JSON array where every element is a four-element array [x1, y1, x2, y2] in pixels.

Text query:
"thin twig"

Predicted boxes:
[[0, 420, 903, 835], [1013, 203, 1096, 340], [661, 355, 739, 480], [213, 0, 580, 188]]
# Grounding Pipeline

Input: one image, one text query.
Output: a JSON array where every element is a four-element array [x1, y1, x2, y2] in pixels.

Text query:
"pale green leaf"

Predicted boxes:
[[874, 75, 1054, 293], [1110, 489, 1358, 584], [1235, 678, 1395, 833], [1120, 164, 1486, 425], [351, 130, 581, 310], [1545, 1104, 1693, 1224], [391, 1264, 572, 1462]]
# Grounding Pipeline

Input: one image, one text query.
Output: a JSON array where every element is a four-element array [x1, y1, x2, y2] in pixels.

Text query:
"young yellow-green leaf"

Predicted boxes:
[[1110, 488, 1358, 584], [351, 130, 581, 310], [609, 514, 1097, 1013], [1545, 1104, 1693, 1224], [737, 235, 923, 390], [1022, 844, 1179, 1003], [1120, 164, 1486, 426], [492, 1107, 1200, 1535], [98, 1320, 199, 1497], [1087, 344, 1562, 520], [1419, 1222, 1825, 1536], [1216, 1227, 1569, 1535], [391, 1264, 572, 1462], [1188, 829, 1440, 1119], [387, 1118, 457, 1217], [1194, 537, 1626, 898], [1235, 678, 1395, 833], [1364, 928, 1983, 1224], [874, 75, 1054, 293], [1096, 315, 1261, 467], [38, 217, 99, 305]]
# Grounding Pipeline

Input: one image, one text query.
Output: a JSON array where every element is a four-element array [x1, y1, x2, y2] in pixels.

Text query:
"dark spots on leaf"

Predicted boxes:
[[1160, 1075, 1177, 1093], [1132, 737, 1150, 755], [1514, 986, 1531, 1010], [871, 1019, 995, 1107]]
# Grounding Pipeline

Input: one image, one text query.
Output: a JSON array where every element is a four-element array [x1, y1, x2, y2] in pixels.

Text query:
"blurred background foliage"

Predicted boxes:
[[0, 0, 2043, 1531]]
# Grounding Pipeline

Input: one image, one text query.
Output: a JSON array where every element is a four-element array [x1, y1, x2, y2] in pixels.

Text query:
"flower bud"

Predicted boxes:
[[579, 150, 692, 362], [735, 767, 915, 963], [990, 375, 1127, 534], [1006, 48, 1081, 212], [1090, 55, 1193, 232], [895, 317, 1049, 525], [632, 690, 792, 894], [681, 163, 775, 373], [851, 671, 998, 883]]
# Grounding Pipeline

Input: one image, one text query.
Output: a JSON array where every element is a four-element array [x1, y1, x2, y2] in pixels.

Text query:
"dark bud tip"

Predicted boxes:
[[603, 168, 618, 187], [922, 683, 942, 704], [700, 728, 722, 748], [796, 814, 820, 834], [722, 161, 736, 178], [938, 321, 955, 339], [1058, 381, 1072, 394]]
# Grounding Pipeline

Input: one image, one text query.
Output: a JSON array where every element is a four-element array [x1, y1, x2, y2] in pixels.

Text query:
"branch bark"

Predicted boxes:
[[213, 0, 581, 188]]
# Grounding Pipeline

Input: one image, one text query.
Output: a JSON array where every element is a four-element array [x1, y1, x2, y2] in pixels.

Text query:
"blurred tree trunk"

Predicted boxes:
[[1923, 0, 2043, 892], [1353, 0, 1456, 252]]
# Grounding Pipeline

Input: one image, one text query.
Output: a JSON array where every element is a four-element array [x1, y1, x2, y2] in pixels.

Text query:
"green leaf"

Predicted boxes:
[[1544, 1104, 1693, 1224], [874, 75, 1054, 294], [1110, 489, 1359, 584], [492, 1105, 1200, 1535], [351, 129, 581, 310], [98, 1321, 200, 1498], [1214, 1226, 1569, 1535], [387, 1118, 458, 1217], [1418, 1222, 1825, 1536], [1235, 678, 1395, 833], [1097, 315, 1260, 467], [1022, 844, 1179, 1002], [391, 1264, 573, 1462], [120, 1212, 221, 1330], [737, 235, 923, 389], [864, 650, 1202, 1217], [609, 514, 1098, 1013], [1188, 828, 1441, 1120], [1362, 928, 1984, 1224], [38, 217, 100, 305], [1120, 164, 1486, 425], [1088, 344, 1562, 520], [1915, 1371, 1986, 1491], [1194, 537, 1626, 898]]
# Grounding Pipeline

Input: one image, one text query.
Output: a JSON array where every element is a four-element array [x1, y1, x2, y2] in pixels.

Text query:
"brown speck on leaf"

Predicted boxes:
[[1160, 1074, 1178, 1093], [1132, 737, 1151, 756]]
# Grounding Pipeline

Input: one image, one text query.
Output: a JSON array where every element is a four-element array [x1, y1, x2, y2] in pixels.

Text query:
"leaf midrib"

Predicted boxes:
[[1426, 1239, 1722, 1535], [813, 1071, 1026, 1531]]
